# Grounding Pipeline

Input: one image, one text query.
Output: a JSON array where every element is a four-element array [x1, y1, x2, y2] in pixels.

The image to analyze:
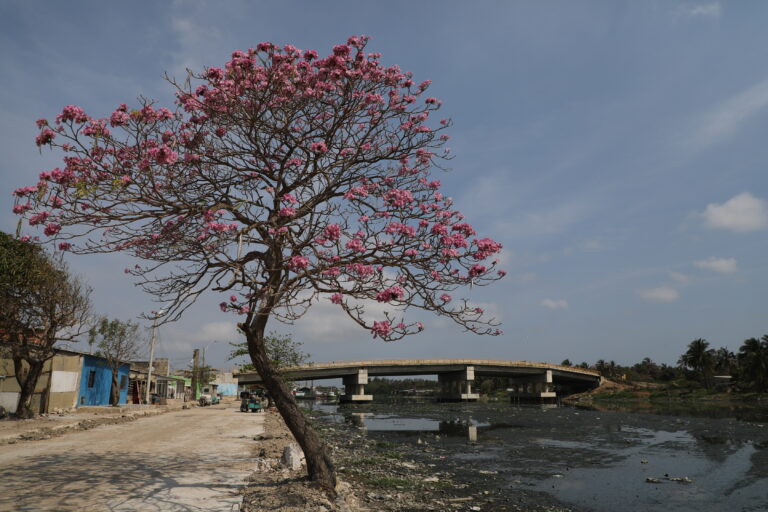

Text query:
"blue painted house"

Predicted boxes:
[[78, 354, 130, 406]]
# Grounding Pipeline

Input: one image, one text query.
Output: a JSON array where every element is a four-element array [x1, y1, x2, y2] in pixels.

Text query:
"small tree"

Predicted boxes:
[[0, 232, 91, 417], [14, 37, 504, 491], [89, 317, 143, 405], [229, 331, 308, 373]]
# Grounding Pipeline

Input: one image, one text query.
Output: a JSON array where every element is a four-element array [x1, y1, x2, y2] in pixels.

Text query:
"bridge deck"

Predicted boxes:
[[237, 359, 600, 384]]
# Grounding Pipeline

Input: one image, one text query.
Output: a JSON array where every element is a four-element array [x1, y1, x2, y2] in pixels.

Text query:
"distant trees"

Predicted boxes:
[[737, 336, 768, 392], [0, 233, 91, 417], [89, 318, 143, 405]]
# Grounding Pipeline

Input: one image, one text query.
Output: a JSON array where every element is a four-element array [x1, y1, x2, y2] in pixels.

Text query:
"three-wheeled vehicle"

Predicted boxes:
[[240, 390, 263, 413]]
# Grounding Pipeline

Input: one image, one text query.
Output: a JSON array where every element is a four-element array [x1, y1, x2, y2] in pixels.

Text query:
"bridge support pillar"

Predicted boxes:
[[340, 369, 373, 403], [508, 370, 557, 403], [437, 366, 479, 401]]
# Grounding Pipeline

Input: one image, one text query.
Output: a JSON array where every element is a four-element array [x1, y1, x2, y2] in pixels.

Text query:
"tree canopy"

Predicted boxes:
[[13, 36, 505, 490]]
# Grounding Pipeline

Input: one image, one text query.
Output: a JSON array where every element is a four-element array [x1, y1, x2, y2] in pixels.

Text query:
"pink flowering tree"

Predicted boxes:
[[14, 36, 504, 492]]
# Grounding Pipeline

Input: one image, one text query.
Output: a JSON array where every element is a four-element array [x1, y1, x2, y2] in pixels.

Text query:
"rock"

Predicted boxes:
[[668, 476, 693, 483], [645, 477, 662, 484], [641, 459, 649, 464], [423, 476, 439, 483], [281, 443, 304, 470]]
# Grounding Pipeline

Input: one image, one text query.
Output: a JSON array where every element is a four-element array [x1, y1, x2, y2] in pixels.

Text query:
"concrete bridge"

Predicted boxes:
[[237, 359, 602, 402]]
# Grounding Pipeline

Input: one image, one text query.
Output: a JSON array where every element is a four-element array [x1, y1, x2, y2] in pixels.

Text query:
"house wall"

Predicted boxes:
[[48, 353, 82, 411], [0, 352, 82, 413], [78, 355, 129, 406]]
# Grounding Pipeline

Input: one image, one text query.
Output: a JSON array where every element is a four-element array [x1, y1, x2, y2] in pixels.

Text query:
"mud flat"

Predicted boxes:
[[301, 401, 768, 512]]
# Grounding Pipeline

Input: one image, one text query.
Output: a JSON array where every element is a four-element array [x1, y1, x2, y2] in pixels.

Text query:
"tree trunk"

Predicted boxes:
[[110, 370, 120, 406], [14, 358, 44, 418], [245, 325, 337, 495]]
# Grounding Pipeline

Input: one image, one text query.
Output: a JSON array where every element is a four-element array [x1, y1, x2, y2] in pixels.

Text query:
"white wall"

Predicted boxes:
[[50, 371, 80, 393], [0, 392, 19, 413]]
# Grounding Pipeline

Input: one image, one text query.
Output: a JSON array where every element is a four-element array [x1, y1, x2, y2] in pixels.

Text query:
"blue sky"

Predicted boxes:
[[1, 1, 766, 371]]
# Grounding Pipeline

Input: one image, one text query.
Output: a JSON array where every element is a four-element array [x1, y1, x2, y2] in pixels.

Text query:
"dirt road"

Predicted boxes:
[[0, 404, 265, 511]]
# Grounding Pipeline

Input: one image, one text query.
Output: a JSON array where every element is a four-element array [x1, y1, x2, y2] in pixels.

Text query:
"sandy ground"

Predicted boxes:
[[0, 403, 265, 512]]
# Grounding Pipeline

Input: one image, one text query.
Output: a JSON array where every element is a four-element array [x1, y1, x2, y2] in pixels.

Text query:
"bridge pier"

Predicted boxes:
[[508, 370, 557, 403], [340, 369, 373, 403], [436, 366, 479, 401]]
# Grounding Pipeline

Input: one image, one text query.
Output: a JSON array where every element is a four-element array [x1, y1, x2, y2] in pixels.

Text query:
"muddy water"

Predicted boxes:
[[309, 401, 768, 511]]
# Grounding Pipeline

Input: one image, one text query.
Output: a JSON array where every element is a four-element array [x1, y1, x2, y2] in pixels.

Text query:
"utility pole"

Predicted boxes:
[[191, 349, 200, 400], [145, 310, 165, 405]]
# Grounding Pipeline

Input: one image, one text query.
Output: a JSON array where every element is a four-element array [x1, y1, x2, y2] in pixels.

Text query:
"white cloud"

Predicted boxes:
[[668, 271, 690, 284], [702, 193, 768, 232], [638, 286, 680, 303], [169, 17, 224, 80], [540, 299, 569, 310], [694, 257, 738, 274], [684, 3, 721, 18], [689, 80, 768, 150]]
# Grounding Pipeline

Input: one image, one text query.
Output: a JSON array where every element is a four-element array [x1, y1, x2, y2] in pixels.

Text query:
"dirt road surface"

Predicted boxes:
[[0, 404, 265, 511]]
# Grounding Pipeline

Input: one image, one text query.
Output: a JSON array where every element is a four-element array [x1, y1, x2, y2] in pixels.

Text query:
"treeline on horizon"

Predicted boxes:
[[559, 335, 768, 393], [363, 335, 768, 396]]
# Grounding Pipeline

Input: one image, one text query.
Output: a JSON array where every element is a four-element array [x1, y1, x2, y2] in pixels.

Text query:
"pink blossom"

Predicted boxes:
[[383, 189, 413, 208], [497, 270, 507, 277], [345, 238, 365, 253], [310, 141, 328, 153], [35, 129, 56, 146], [219, 302, 228, 312], [474, 307, 484, 314], [469, 264, 486, 278], [376, 286, 404, 303], [324, 224, 341, 241], [371, 320, 391, 339], [288, 255, 310, 270], [58, 242, 71, 251], [404, 248, 418, 257], [473, 238, 503, 260], [279, 207, 296, 217], [230, 295, 238, 302], [323, 267, 341, 277], [440, 294, 452, 302], [12, 203, 31, 214], [58, 105, 88, 123], [339, 148, 355, 157], [430, 223, 448, 235], [346, 263, 375, 277], [282, 193, 298, 204], [43, 223, 61, 236], [28, 211, 50, 226], [35, 118, 48, 128], [330, 293, 343, 304], [215, 127, 227, 137], [150, 145, 179, 165]]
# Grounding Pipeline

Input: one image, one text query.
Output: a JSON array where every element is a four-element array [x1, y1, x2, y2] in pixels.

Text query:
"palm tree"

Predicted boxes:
[[737, 336, 768, 392], [713, 347, 736, 375], [678, 338, 715, 388]]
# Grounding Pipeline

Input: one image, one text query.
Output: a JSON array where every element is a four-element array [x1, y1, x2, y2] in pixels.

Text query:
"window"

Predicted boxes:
[[120, 375, 128, 390], [87, 370, 96, 388]]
